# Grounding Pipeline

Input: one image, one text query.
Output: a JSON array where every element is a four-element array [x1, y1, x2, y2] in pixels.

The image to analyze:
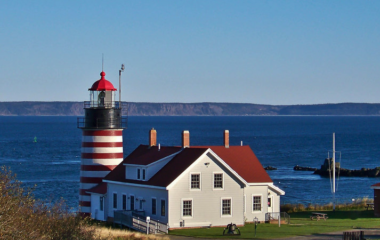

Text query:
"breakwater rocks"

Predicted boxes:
[[314, 167, 380, 177], [264, 166, 277, 170], [293, 165, 317, 171], [295, 158, 380, 177]]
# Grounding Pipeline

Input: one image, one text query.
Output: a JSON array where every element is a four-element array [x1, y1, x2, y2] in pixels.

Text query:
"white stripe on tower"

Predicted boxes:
[[79, 130, 123, 216]]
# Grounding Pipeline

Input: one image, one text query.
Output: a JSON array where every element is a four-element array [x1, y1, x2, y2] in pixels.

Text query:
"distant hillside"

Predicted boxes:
[[1, 102, 380, 116]]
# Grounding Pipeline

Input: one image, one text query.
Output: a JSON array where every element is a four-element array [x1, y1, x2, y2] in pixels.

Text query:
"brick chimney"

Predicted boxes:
[[182, 130, 190, 148], [224, 130, 229, 148], [149, 128, 157, 147]]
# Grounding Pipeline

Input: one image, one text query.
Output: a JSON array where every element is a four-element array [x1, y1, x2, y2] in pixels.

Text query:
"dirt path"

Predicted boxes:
[[167, 228, 380, 240]]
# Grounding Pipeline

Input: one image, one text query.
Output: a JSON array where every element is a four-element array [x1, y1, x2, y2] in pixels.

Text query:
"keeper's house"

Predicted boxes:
[[87, 129, 285, 228]]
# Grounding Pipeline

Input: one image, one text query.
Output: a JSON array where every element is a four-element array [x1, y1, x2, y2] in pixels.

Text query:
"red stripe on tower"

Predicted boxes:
[[80, 165, 118, 171], [83, 130, 123, 136], [81, 152, 124, 159], [82, 142, 123, 147]]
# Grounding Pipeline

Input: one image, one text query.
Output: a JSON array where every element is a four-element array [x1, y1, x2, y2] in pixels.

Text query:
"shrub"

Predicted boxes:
[[281, 197, 374, 213], [0, 166, 97, 240]]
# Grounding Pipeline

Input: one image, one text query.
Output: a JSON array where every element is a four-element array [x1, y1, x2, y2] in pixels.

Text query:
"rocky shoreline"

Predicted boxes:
[[297, 158, 380, 177], [266, 158, 380, 177]]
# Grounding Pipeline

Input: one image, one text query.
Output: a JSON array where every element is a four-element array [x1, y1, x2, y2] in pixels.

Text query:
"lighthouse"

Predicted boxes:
[[77, 69, 126, 216]]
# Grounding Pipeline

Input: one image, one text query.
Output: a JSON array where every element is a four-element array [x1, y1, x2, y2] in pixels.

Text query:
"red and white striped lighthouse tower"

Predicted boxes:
[[77, 70, 126, 216]]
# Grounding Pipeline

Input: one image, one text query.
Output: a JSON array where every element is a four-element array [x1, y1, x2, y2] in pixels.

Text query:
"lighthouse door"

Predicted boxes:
[[268, 196, 273, 213]]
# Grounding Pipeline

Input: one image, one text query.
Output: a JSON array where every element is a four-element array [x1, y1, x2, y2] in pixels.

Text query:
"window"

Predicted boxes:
[[191, 174, 200, 189], [222, 199, 231, 215], [137, 169, 141, 179], [268, 198, 272, 207], [122, 195, 127, 210], [130, 195, 135, 210], [142, 169, 146, 180], [214, 173, 223, 189], [253, 196, 261, 211], [113, 193, 117, 209], [182, 200, 192, 217], [100, 197, 104, 211], [139, 200, 143, 210], [161, 199, 166, 216], [152, 198, 157, 215]]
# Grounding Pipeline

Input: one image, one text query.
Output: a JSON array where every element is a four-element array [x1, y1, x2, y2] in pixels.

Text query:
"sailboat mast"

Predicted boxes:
[[333, 132, 336, 211]]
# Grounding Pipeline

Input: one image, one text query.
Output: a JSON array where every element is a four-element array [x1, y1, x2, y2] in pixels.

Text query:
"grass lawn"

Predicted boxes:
[[169, 210, 380, 239]]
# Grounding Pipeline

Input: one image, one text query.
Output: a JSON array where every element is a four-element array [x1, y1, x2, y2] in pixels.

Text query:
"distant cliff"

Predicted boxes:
[[1, 102, 380, 116]]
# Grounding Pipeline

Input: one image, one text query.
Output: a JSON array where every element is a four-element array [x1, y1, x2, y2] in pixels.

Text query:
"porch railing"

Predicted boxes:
[[265, 212, 290, 224], [114, 210, 168, 234]]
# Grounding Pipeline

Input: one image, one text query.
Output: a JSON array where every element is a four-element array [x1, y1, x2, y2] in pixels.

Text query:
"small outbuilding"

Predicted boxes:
[[370, 183, 380, 216]]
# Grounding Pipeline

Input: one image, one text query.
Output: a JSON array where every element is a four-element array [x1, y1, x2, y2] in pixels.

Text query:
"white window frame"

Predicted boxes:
[[138, 197, 144, 210], [129, 194, 135, 211], [189, 172, 201, 191], [137, 168, 141, 180], [268, 196, 272, 208], [100, 196, 104, 211], [113, 192, 118, 209], [213, 172, 224, 190], [252, 194, 263, 212], [221, 197, 232, 217], [151, 197, 157, 215], [181, 198, 193, 219], [122, 193, 127, 210], [160, 199, 166, 217]]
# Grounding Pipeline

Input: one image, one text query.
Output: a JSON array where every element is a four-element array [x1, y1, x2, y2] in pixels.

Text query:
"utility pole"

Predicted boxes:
[[333, 133, 336, 211]]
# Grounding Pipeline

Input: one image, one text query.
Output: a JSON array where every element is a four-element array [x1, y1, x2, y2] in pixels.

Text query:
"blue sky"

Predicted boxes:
[[1, 0, 379, 104]]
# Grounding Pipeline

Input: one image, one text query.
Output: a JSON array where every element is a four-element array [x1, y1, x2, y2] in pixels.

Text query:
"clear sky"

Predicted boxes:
[[1, 0, 379, 105]]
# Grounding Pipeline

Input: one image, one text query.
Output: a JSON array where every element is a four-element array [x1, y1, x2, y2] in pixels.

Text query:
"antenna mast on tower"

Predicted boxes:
[[119, 64, 125, 108]]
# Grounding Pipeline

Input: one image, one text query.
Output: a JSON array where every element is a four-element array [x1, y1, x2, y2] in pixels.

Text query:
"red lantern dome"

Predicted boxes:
[[89, 71, 117, 91]]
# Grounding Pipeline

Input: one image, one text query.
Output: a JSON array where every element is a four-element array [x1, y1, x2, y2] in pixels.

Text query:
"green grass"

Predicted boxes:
[[169, 210, 380, 239]]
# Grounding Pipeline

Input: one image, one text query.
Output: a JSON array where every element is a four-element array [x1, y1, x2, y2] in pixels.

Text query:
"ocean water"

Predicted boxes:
[[1, 116, 380, 209]]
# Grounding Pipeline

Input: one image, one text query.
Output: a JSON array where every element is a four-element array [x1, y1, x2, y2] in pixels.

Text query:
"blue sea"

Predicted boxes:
[[1, 116, 380, 209]]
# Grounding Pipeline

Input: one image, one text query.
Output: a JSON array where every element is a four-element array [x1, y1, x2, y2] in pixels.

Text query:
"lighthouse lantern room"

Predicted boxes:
[[77, 70, 126, 217]]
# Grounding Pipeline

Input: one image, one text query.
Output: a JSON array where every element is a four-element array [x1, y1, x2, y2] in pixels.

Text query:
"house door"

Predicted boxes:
[[268, 196, 273, 213], [130, 195, 135, 210], [95, 196, 105, 221], [138, 199, 144, 211]]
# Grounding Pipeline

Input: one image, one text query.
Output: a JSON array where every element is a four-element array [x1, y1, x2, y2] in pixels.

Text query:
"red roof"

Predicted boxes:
[[372, 183, 380, 187], [89, 71, 117, 91], [193, 146, 272, 183], [124, 145, 182, 165], [103, 144, 272, 187], [87, 182, 107, 194]]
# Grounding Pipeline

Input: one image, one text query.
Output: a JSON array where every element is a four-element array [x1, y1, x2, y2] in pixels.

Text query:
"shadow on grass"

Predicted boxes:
[[290, 210, 375, 220]]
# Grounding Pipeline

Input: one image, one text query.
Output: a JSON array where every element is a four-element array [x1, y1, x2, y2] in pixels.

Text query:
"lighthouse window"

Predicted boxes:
[[142, 169, 146, 180], [137, 169, 141, 179]]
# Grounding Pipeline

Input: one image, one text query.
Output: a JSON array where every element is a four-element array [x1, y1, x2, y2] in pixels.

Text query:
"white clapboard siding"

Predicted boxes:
[[168, 154, 244, 228]]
